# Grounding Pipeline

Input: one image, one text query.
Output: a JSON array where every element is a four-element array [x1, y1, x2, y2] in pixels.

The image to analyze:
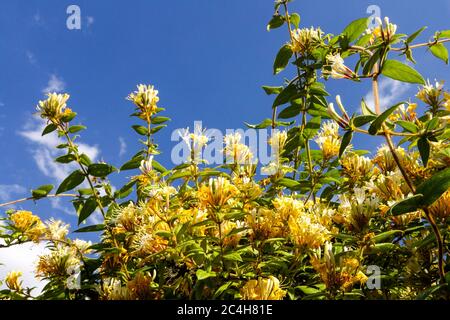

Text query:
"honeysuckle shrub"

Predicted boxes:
[[1, 0, 450, 300]]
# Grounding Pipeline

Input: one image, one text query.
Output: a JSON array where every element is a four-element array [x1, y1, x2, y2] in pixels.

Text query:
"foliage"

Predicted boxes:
[[1, 1, 450, 300]]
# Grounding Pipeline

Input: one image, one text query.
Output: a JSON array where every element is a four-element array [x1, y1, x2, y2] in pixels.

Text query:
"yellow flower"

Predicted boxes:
[[240, 276, 286, 300], [315, 121, 341, 159], [341, 153, 373, 182], [36, 246, 81, 279], [429, 190, 450, 221], [10, 210, 46, 242], [127, 84, 159, 114], [288, 214, 330, 249], [223, 133, 254, 165], [198, 177, 238, 209], [5, 271, 22, 291], [36, 93, 70, 121], [416, 80, 444, 106], [290, 27, 323, 54]]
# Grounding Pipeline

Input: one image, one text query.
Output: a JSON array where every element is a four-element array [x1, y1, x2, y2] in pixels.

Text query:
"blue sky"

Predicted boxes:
[[0, 0, 449, 289]]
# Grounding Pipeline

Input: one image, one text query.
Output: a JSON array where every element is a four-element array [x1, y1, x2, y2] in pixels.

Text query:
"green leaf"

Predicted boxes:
[[262, 86, 283, 95], [339, 131, 353, 158], [31, 185, 54, 199], [289, 13, 300, 28], [372, 230, 403, 243], [42, 123, 57, 136], [55, 154, 76, 164], [303, 116, 321, 139], [245, 118, 293, 129], [151, 116, 170, 125], [368, 102, 404, 135], [120, 156, 144, 171], [277, 178, 300, 188], [56, 170, 85, 194], [396, 120, 418, 133], [152, 160, 167, 173], [60, 111, 77, 123], [272, 83, 298, 108], [278, 105, 301, 119], [342, 17, 369, 43], [389, 194, 424, 216], [168, 171, 191, 182], [352, 115, 376, 128], [78, 197, 97, 225], [438, 30, 450, 39], [406, 27, 427, 44], [79, 154, 92, 167], [223, 252, 243, 262], [361, 99, 376, 116], [196, 270, 217, 281], [132, 125, 148, 135], [267, 15, 285, 31], [430, 43, 449, 64], [74, 224, 105, 233], [416, 167, 450, 206], [381, 60, 425, 85], [68, 125, 86, 134], [88, 163, 115, 177], [273, 44, 293, 75], [150, 125, 166, 134], [417, 136, 430, 166]]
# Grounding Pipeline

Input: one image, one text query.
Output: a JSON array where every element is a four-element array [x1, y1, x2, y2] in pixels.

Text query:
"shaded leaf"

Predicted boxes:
[[56, 170, 85, 194]]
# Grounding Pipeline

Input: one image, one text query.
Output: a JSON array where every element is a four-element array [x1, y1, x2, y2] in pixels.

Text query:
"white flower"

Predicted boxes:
[[139, 156, 154, 174], [323, 53, 355, 79]]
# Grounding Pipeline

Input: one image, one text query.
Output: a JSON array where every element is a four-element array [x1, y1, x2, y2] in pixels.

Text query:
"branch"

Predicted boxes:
[[0, 194, 77, 208]]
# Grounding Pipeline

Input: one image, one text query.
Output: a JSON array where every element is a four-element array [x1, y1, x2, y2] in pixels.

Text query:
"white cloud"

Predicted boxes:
[[118, 136, 127, 157], [0, 242, 49, 296], [364, 78, 411, 112], [19, 117, 100, 214], [0, 184, 27, 208], [42, 74, 66, 94]]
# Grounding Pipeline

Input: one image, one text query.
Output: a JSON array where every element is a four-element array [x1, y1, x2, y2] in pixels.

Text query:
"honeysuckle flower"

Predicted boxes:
[[323, 53, 356, 80], [290, 27, 323, 54], [240, 276, 286, 300], [366, 17, 397, 43], [416, 80, 445, 106], [139, 156, 154, 175], [223, 132, 254, 165], [9, 210, 46, 242], [341, 153, 373, 182], [72, 239, 93, 254], [198, 177, 238, 209], [315, 120, 341, 159], [336, 188, 379, 232], [45, 219, 69, 241], [127, 84, 159, 114], [268, 130, 288, 153], [178, 124, 209, 163], [5, 271, 23, 292], [36, 93, 71, 121], [36, 245, 83, 279]]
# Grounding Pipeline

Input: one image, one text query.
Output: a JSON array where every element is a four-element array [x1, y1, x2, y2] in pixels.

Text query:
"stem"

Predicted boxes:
[[391, 38, 450, 51], [0, 194, 77, 208], [423, 207, 446, 283], [145, 113, 153, 161], [282, 2, 315, 200], [372, 71, 446, 284], [60, 124, 106, 218]]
